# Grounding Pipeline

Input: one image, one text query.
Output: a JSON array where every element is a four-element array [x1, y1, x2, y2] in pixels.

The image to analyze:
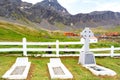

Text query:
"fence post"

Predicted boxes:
[[56, 40, 59, 57], [110, 46, 114, 57], [23, 38, 27, 56]]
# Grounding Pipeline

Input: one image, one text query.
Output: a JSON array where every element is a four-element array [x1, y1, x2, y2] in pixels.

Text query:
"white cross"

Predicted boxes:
[[81, 28, 94, 39], [81, 28, 94, 52]]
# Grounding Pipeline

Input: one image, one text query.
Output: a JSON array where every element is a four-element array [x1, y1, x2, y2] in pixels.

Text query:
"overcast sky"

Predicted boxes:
[[22, 0, 120, 15]]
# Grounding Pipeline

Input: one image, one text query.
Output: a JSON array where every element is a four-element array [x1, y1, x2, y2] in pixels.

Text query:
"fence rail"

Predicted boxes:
[[0, 38, 120, 57]]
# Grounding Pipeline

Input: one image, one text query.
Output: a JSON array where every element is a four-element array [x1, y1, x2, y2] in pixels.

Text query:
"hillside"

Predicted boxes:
[[0, 20, 80, 41], [0, 20, 41, 41]]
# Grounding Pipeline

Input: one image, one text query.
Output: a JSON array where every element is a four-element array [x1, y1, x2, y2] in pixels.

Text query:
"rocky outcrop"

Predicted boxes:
[[20, 2, 32, 9], [38, 0, 69, 15], [0, 0, 26, 20], [72, 11, 120, 28]]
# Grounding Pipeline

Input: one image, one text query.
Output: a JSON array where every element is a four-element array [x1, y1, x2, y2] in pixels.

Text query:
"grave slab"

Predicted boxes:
[[48, 58, 73, 79], [2, 57, 31, 80]]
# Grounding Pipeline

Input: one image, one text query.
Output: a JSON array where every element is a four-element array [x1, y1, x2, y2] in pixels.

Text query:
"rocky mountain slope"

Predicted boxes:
[[0, 0, 120, 30], [0, 0, 24, 18], [73, 11, 120, 28]]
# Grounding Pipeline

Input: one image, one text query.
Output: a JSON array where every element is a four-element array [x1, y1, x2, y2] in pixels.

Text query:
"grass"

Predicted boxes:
[[0, 20, 80, 42], [0, 56, 120, 80], [0, 20, 120, 43], [0, 56, 16, 79]]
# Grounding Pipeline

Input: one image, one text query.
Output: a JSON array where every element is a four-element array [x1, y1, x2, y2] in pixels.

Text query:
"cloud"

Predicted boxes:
[[58, 0, 81, 14], [22, 0, 43, 4], [95, 2, 120, 12], [80, 0, 96, 3], [68, 0, 120, 14], [58, 0, 78, 4]]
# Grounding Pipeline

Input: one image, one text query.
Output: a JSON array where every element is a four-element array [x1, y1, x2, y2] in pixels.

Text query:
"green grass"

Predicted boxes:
[[0, 21, 80, 42], [54, 22, 66, 29], [0, 20, 120, 42], [0, 56, 120, 80], [0, 56, 16, 79]]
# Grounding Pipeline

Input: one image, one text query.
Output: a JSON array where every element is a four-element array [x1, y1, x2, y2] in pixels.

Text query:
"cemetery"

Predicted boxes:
[[0, 28, 120, 80]]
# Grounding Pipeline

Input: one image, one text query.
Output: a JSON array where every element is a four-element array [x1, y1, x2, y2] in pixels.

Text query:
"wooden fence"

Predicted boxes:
[[0, 38, 120, 57]]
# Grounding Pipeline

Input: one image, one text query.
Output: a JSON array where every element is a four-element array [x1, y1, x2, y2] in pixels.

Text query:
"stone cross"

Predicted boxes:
[[81, 28, 94, 52], [78, 28, 95, 64]]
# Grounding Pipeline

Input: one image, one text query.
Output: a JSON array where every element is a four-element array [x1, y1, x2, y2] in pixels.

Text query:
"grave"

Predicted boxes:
[[48, 58, 73, 79], [78, 28, 116, 76], [2, 57, 31, 80]]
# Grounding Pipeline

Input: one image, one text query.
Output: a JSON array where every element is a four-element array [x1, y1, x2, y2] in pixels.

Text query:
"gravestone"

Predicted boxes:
[[79, 28, 96, 65], [78, 28, 116, 76]]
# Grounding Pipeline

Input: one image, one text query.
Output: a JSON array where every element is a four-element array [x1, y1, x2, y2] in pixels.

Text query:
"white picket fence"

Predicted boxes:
[[0, 38, 120, 57]]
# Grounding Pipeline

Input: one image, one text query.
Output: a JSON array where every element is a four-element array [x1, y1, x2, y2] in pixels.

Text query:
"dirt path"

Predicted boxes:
[[27, 64, 35, 80]]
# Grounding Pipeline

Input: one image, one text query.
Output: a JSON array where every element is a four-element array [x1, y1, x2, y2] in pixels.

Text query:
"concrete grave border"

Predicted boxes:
[[84, 64, 116, 76], [48, 58, 73, 79], [2, 57, 31, 80]]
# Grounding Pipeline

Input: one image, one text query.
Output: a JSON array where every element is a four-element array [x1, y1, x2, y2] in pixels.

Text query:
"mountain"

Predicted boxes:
[[72, 11, 120, 28], [21, 2, 32, 9], [24, 0, 71, 26], [37, 0, 69, 15], [0, 0, 120, 31], [0, 0, 28, 22]]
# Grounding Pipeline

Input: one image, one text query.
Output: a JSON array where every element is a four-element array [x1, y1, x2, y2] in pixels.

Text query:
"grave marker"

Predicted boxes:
[[79, 28, 116, 76], [79, 28, 96, 65]]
